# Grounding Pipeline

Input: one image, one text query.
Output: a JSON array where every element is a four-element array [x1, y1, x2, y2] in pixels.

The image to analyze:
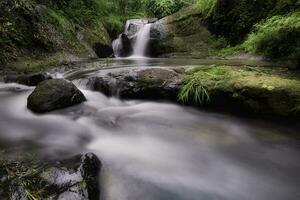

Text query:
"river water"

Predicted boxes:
[[0, 58, 299, 200]]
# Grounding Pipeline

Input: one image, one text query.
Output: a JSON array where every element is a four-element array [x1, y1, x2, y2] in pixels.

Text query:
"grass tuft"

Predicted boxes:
[[178, 74, 210, 105]]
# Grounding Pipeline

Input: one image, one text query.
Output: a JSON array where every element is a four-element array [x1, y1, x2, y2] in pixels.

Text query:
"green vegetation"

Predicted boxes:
[[0, 154, 50, 200], [145, 0, 190, 18], [0, 0, 299, 66], [189, 0, 300, 60], [179, 65, 300, 116], [195, 0, 217, 17], [178, 76, 210, 105], [243, 12, 300, 59]]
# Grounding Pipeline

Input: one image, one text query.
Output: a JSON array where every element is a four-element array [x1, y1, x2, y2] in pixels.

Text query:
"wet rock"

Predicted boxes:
[[93, 43, 114, 58], [27, 79, 86, 113], [125, 19, 149, 38], [4, 72, 52, 86], [148, 22, 168, 56], [46, 153, 101, 200], [118, 34, 133, 57], [0, 153, 101, 200], [89, 67, 183, 101]]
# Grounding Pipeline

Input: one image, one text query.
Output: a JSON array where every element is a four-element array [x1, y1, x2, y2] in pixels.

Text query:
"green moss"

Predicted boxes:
[[82, 21, 111, 46], [179, 65, 300, 116], [45, 8, 83, 51], [0, 0, 113, 67], [161, 6, 227, 58]]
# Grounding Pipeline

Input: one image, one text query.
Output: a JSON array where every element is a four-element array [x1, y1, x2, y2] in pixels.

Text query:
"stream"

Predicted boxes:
[[0, 58, 300, 200]]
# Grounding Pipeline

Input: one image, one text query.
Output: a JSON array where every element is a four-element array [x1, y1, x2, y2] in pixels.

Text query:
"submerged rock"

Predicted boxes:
[[0, 153, 101, 200], [27, 79, 86, 113], [4, 72, 52, 86], [88, 67, 183, 101]]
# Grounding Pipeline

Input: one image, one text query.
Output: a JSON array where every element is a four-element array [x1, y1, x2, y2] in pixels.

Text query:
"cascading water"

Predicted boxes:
[[132, 23, 151, 57], [112, 19, 152, 58], [112, 35, 124, 58], [1, 58, 300, 200]]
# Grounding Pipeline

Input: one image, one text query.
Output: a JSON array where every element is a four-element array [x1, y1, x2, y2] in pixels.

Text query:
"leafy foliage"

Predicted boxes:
[[243, 12, 300, 59], [145, 0, 191, 18], [195, 0, 217, 17]]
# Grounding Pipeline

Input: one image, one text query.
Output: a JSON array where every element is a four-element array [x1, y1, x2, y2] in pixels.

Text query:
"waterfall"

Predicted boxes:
[[112, 35, 122, 58], [132, 24, 151, 57], [112, 19, 152, 58]]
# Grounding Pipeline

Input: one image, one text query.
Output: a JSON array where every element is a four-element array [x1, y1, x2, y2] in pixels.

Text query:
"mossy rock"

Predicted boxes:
[[0, 0, 112, 66], [180, 65, 300, 117], [153, 6, 225, 58], [27, 79, 86, 113]]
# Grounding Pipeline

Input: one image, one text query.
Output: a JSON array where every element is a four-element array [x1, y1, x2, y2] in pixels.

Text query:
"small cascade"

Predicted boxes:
[[132, 24, 151, 57], [112, 35, 123, 58], [112, 19, 153, 58]]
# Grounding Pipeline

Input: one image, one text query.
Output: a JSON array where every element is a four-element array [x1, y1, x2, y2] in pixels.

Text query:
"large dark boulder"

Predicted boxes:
[[27, 79, 86, 113], [4, 72, 52, 86], [93, 43, 114, 58], [0, 153, 101, 200]]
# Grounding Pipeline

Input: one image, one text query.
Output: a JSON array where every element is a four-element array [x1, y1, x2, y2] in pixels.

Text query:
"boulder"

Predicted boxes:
[[4, 72, 52, 86], [27, 79, 86, 113], [45, 153, 101, 200], [93, 43, 114, 58], [88, 67, 183, 101], [151, 6, 222, 58], [0, 153, 101, 200]]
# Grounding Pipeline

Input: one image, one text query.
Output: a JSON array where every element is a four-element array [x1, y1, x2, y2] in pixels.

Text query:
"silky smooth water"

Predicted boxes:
[[0, 58, 299, 200], [132, 23, 151, 57]]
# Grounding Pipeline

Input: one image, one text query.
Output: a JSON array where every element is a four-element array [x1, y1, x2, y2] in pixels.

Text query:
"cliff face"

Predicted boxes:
[[0, 0, 112, 67]]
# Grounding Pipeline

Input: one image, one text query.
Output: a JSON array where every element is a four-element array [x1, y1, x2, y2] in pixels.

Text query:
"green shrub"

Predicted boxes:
[[196, 0, 217, 17], [205, 0, 276, 44], [145, 0, 189, 18], [243, 12, 300, 59]]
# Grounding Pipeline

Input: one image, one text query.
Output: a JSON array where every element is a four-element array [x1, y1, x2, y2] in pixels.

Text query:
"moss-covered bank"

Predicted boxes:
[[0, 0, 112, 69], [179, 65, 300, 117]]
